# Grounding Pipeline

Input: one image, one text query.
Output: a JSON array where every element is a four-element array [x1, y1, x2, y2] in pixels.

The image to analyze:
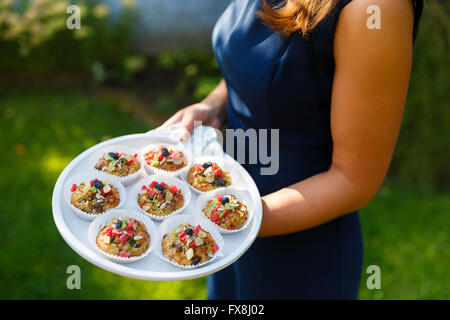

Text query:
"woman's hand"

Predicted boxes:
[[159, 79, 228, 141]]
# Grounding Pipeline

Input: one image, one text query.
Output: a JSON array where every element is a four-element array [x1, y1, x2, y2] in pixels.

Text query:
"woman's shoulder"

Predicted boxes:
[[336, 0, 417, 43]]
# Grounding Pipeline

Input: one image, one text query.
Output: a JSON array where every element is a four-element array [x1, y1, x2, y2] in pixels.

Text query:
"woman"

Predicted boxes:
[[161, 0, 423, 299]]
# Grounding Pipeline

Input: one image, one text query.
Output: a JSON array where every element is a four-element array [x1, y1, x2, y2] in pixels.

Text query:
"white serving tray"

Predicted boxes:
[[51, 127, 262, 281]]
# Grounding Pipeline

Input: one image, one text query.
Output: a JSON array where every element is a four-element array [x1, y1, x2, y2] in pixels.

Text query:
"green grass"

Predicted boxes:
[[0, 87, 207, 300], [0, 87, 448, 299], [358, 182, 449, 299]]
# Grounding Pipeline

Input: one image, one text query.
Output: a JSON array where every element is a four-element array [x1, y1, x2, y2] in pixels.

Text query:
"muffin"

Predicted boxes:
[[187, 161, 231, 192], [96, 217, 150, 258], [70, 178, 120, 214], [202, 194, 248, 230], [143, 145, 187, 172], [94, 152, 140, 177], [161, 223, 219, 266], [137, 180, 184, 217]]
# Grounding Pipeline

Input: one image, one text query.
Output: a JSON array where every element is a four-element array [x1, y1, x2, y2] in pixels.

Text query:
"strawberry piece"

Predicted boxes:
[[126, 230, 134, 238], [125, 159, 133, 165], [133, 153, 138, 158], [90, 180, 94, 187], [112, 229, 121, 237], [193, 225, 201, 235], [71, 184, 77, 192], [119, 234, 127, 244], [158, 153, 164, 161], [211, 213, 219, 222], [126, 220, 135, 231], [121, 252, 130, 258], [150, 181, 157, 189], [212, 244, 219, 253], [189, 240, 196, 248], [195, 164, 203, 171], [104, 227, 113, 236], [169, 185, 178, 194], [216, 196, 223, 202], [214, 168, 221, 177]]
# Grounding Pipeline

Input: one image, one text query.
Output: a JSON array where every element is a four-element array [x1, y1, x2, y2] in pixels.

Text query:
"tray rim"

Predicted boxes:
[[51, 131, 262, 281]]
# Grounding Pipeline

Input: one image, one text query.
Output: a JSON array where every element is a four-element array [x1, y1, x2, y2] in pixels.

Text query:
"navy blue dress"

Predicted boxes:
[[209, 0, 423, 299]]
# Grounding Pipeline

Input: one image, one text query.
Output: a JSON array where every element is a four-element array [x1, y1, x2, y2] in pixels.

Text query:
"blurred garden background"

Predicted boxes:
[[0, 0, 448, 299]]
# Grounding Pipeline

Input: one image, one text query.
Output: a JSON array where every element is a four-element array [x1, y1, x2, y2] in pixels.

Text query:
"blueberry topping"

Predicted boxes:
[[115, 220, 122, 229], [154, 183, 165, 191], [185, 228, 193, 236], [192, 256, 202, 265], [221, 197, 229, 205], [93, 180, 104, 189], [161, 148, 170, 157], [108, 152, 119, 160], [202, 161, 212, 169], [217, 180, 227, 186]]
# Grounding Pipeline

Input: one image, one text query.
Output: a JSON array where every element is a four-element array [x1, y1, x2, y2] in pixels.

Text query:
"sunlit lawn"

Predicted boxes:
[[1, 87, 448, 299]]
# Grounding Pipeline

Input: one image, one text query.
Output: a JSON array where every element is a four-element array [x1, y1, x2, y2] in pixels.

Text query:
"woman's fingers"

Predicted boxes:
[[178, 110, 197, 142]]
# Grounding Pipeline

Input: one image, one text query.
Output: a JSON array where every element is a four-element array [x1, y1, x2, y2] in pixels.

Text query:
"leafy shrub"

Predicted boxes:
[[390, 0, 450, 190], [0, 0, 145, 82]]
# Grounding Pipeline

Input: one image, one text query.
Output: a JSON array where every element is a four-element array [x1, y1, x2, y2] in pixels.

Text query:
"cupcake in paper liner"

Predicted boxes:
[[88, 209, 158, 264], [140, 143, 192, 177], [196, 187, 254, 234], [157, 214, 224, 269], [88, 145, 144, 186], [131, 174, 192, 222], [182, 155, 237, 194], [64, 172, 126, 221]]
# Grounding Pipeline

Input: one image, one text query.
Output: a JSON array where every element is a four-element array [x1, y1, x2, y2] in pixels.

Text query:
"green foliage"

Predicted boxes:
[[155, 47, 222, 102], [0, 0, 146, 82], [390, 0, 450, 190], [0, 86, 206, 299]]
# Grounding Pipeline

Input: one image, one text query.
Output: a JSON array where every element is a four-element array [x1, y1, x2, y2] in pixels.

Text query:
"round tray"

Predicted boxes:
[[51, 130, 262, 281]]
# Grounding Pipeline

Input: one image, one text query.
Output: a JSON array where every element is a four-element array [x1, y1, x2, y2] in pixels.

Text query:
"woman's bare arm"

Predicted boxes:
[[259, 0, 414, 236]]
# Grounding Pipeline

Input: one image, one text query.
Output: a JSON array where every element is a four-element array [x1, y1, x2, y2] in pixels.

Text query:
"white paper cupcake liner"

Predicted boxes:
[[140, 142, 193, 178], [63, 171, 126, 221], [196, 187, 254, 234], [130, 174, 192, 222], [88, 144, 144, 186], [181, 155, 239, 195], [87, 209, 159, 264], [156, 214, 224, 270]]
